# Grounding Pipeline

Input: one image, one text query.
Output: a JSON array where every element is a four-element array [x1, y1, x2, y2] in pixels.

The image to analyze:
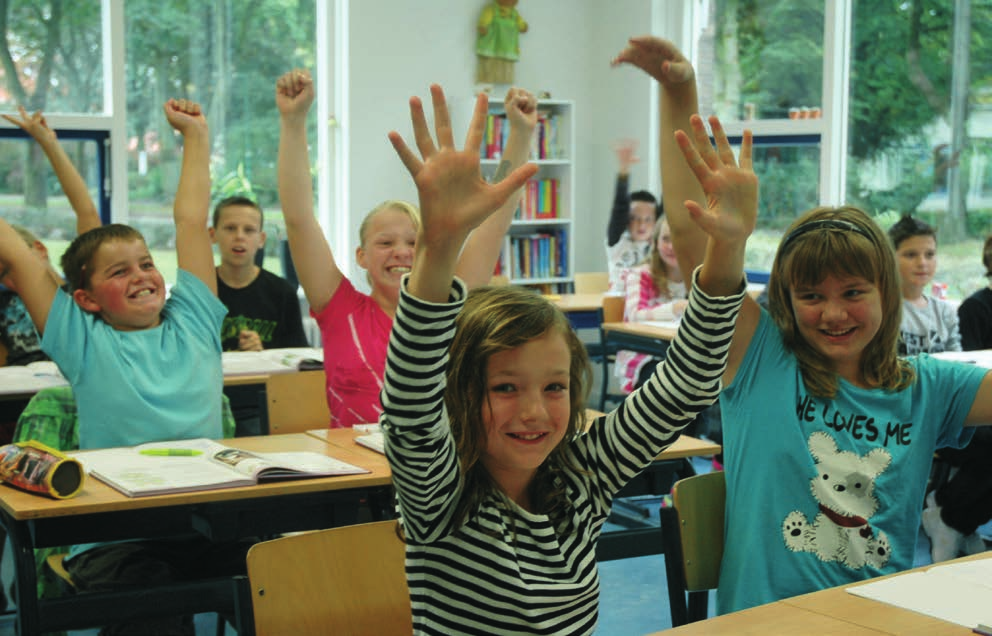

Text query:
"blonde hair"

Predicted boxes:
[[445, 285, 591, 534], [358, 200, 421, 247], [766, 206, 914, 398], [646, 216, 674, 297]]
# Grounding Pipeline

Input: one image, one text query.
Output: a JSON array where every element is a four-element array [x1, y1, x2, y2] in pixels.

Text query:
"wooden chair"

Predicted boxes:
[[573, 271, 609, 294], [246, 520, 411, 636], [262, 369, 330, 434], [662, 470, 726, 626], [597, 295, 626, 411]]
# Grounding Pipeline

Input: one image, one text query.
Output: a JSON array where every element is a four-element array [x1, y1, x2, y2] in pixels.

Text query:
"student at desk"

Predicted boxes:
[[605, 138, 660, 293], [210, 195, 308, 352], [0, 98, 252, 635], [276, 69, 537, 428], [615, 35, 992, 615], [380, 79, 751, 634]]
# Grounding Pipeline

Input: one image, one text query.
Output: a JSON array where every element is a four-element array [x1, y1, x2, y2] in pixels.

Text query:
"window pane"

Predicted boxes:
[[847, 0, 992, 299], [696, 0, 824, 121], [0, 137, 100, 265], [124, 0, 317, 283], [0, 1, 104, 113]]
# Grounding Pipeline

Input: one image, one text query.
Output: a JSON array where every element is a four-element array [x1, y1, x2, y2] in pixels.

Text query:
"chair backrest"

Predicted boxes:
[[672, 470, 726, 592], [265, 369, 330, 434], [573, 272, 609, 294], [246, 520, 411, 636], [601, 295, 624, 323]]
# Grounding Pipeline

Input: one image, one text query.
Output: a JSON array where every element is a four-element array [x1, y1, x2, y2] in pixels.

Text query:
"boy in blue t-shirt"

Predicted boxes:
[[0, 98, 250, 634]]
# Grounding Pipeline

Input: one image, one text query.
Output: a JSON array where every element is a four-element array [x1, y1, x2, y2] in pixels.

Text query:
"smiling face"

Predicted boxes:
[[894, 234, 937, 298], [210, 204, 266, 268], [356, 206, 417, 295], [655, 219, 679, 271], [71, 238, 166, 331], [480, 330, 572, 500], [789, 274, 883, 385], [629, 201, 656, 242]]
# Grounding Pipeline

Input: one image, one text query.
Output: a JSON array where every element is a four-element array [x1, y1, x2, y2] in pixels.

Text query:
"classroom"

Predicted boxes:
[[1, 1, 991, 635]]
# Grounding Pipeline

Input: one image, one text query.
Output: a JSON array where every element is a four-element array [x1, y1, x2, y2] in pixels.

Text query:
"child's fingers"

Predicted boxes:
[[388, 131, 423, 177], [407, 97, 436, 160], [740, 130, 754, 171], [490, 163, 539, 202], [708, 116, 737, 167], [674, 129, 712, 184], [689, 115, 720, 169], [463, 92, 488, 156], [429, 84, 454, 150]]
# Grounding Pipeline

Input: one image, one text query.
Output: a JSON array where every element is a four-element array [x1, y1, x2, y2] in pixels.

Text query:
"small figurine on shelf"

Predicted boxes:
[[475, 0, 528, 86]]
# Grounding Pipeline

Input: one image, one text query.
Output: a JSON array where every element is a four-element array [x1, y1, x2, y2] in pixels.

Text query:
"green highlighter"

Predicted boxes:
[[138, 449, 203, 457]]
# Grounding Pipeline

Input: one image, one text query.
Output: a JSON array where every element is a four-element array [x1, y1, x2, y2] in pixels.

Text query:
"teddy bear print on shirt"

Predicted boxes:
[[782, 431, 892, 569]]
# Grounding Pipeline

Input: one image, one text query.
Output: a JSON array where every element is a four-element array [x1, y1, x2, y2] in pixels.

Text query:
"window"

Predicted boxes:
[[846, 0, 992, 299], [0, 0, 319, 284]]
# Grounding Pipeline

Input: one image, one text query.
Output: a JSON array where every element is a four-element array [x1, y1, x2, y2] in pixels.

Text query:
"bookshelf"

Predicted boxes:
[[475, 97, 575, 293]]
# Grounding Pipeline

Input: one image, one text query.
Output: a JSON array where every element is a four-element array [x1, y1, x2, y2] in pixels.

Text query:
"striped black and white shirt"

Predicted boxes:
[[381, 270, 744, 635]]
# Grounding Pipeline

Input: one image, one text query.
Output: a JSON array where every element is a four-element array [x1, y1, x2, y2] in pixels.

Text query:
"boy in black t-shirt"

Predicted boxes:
[[210, 196, 307, 351]]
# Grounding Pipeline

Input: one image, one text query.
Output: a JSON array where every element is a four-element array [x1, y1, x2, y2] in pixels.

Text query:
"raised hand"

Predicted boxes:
[[677, 114, 758, 244], [611, 36, 694, 88], [612, 138, 640, 175], [2, 106, 57, 146], [503, 87, 538, 137], [164, 99, 207, 135], [276, 69, 314, 120], [388, 84, 537, 249]]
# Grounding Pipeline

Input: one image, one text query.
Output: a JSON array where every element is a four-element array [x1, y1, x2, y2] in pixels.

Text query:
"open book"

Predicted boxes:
[[74, 438, 369, 497]]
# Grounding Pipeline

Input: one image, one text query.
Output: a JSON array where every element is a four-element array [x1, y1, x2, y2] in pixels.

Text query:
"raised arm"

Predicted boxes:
[[606, 139, 638, 246], [676, 114, 761, 383], [455, 87, 538, 287], [276, 69, 341, 314], [613, 37, 707, 279], [163, 99, 215, 293], [0, 218, 58, 333], [388, 85, 537, 302], [3, 107, 101, 234]]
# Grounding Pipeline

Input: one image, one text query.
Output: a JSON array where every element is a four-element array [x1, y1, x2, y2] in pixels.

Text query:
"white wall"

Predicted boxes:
[[340, 0, 659, 285]]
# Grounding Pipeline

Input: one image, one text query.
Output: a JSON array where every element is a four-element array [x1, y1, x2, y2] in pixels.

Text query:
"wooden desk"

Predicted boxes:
[[307, 424, 719, 564], [651, 553, 991, 635], [0, 433, 390, 636], [548, 293, 606, 330]]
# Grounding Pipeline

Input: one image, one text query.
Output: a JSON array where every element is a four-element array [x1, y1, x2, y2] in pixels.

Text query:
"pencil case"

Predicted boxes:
[[0, 440, 85, 499]]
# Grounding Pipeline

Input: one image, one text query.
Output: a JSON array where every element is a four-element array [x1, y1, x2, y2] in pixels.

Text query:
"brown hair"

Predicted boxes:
[[445, 285, 591, 533], [212, 195, 263, 230], [61, 224, 147, 292], [766, 206, 914, 398]]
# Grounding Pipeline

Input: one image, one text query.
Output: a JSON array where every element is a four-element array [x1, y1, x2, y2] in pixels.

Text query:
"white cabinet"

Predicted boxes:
[[474, 98, 575, 293]]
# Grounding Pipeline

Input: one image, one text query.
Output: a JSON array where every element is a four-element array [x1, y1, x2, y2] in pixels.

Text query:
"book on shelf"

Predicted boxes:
[[74, 438, 369, 497], [481, 110, 563, 161]]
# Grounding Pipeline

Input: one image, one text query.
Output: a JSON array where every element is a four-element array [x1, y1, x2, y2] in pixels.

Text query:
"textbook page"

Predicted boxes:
[[75, 438, 368, 497], [846, 557, 992, 628], [221, 347, 324, 376]]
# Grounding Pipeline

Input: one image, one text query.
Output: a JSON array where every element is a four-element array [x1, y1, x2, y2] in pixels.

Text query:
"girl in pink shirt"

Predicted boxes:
[[275, 70, 537, 427]]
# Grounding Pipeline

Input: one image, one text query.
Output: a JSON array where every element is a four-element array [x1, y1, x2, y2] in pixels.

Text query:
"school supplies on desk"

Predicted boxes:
[[355, 431, 385, 455], [0, 440, 85, 499], [74, 438, 369, 497], [846, 555, 992, 629], [222, 347, 324, 376], [0, 361, 69, 396]]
